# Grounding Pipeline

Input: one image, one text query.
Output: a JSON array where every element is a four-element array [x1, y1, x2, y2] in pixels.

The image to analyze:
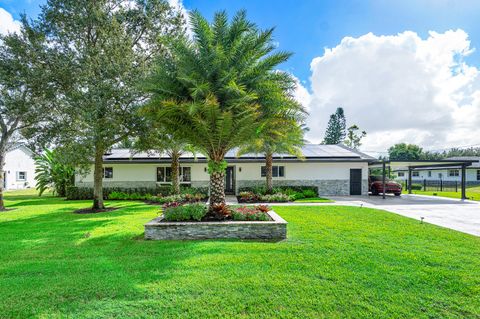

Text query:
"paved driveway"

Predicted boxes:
[[328, 194, 480, 237]]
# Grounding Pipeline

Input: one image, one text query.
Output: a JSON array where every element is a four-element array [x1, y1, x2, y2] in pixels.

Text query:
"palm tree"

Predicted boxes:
[[143, 10, 300, 205], [238, 120, 306, 193], [34, 149, 75, 197], [133, 126, 192, 195]]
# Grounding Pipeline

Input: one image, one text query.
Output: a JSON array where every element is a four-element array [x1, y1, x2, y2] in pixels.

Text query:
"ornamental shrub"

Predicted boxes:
[[163, 203, 207, 221]]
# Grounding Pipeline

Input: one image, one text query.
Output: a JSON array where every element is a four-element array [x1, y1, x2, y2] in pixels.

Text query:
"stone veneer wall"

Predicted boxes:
[[237, 179, 369, 196], [145, 210, 287, 240]]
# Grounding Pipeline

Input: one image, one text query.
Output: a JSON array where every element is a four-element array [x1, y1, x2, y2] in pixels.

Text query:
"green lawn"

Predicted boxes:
[[1, 190, 479, 318], [294, 197, 334, 203], [412, 185, 480, 201]]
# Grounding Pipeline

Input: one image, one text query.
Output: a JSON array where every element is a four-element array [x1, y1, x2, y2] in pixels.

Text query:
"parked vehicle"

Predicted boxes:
[[369, 176, 402, 196]]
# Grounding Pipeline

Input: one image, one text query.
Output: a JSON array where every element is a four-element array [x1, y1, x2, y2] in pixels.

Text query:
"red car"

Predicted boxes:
[[369, 176, 402, 196]]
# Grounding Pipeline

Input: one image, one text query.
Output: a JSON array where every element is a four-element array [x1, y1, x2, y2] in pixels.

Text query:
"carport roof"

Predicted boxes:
[[368, 159, 477, 170]]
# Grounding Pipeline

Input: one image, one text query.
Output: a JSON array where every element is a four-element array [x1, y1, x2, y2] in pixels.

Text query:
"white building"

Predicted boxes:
[[394, 157, 480, 184], [3, 145, 36, 190], [75, 144, 376, 196]]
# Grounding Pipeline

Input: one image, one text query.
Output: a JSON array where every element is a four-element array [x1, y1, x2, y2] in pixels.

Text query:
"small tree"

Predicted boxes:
[[33, 0, 185, 210], [238, 119, 305, 194], [134, 124, 192, 195], [143, 10, 299, 206], [344, 125, 366, 149], [34, 149, 75, 197], [323, 107, 346, 144]]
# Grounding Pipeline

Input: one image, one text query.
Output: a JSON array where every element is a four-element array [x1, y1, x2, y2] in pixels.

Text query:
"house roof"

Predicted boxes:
[[103, 144, 377, 163]]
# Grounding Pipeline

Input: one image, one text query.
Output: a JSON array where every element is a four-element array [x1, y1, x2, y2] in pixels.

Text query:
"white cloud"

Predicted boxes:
[[0, 8, 21, 35], [167, 0, 192, 38], [303, 29, 480, 154]]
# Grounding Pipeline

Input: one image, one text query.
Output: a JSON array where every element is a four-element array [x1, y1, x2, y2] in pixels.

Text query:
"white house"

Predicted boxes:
[[75, 144, 376, 196], [3, 144, 36, 190], [394, 157, 480, 184]]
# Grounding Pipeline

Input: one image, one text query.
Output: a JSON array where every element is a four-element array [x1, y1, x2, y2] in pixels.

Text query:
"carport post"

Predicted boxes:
[[408, 167, 412, 194], [461, 164, 466, 200], [382, 160, 386, 199]]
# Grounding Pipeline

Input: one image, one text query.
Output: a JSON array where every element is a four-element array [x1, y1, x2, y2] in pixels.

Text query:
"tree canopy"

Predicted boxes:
[[31, 0, 185, 209], [143, 10, 301, 205]]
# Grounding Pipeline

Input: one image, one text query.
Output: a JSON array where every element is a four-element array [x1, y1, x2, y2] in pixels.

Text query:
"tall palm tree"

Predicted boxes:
[[238, 119, 306, 193], [143, 10, 300, 205]]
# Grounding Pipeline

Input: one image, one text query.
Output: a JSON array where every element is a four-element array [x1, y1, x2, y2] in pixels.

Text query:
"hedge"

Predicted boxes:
[[66, 185, 208, 200], [238, 185, 318, 196]]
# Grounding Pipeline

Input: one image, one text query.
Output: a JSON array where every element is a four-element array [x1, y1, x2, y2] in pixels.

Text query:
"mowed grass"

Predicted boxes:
[[294, 197, 333, 203], [0, 190, 479, 318], [413, 185, 480, 201]]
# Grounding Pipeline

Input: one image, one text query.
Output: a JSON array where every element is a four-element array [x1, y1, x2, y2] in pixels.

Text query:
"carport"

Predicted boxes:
[[369, 160, 475, 200]]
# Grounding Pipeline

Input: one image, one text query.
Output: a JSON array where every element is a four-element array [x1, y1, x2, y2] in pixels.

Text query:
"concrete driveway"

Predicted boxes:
[[328, 194, 480, 237]]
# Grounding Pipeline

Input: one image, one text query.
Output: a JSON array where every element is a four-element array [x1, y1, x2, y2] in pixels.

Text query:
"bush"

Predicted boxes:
[[289, 192, 305, 200], [66, 186, 158, 200], [163, 203, 208, 221], [231, 206, 270, 221], [238, 185, 318, 196], [238, 191, 260, 202], [66, 185, 209, 200], [302, 189, 317, 198], [211, 203, 232, 219], [411, 184, 423, 190], [259, 193, 290, 202]]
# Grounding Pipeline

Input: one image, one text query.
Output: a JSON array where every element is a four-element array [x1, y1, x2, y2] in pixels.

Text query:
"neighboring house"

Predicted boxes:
[[394, 156, 480, 184], [3, 144, 36, 190], [75, 144, 376, 196]]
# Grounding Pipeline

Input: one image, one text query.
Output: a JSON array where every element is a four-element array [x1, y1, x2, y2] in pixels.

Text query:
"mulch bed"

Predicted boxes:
[[73, 207, 118, 214]]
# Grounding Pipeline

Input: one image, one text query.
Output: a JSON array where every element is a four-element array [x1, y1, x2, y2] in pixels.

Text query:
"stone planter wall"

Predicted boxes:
[[144, 210, 287, 240]]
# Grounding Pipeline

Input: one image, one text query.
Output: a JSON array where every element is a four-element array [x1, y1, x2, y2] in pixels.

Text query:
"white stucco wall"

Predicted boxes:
[[76, 161, 369, 183], [396, 168, 480, 182], [3, 147, 36, 190]]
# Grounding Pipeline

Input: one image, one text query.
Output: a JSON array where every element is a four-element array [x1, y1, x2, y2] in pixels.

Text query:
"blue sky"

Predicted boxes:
[[2, 0, 480, 152], [3, 0, 480, 82]]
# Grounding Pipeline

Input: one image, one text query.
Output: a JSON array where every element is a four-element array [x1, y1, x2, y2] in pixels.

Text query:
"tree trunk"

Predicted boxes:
[[92, 147, 105, 210], [265, 152, 273, 194], [171, 151, 180, 195], [209, 169, 225, 206]]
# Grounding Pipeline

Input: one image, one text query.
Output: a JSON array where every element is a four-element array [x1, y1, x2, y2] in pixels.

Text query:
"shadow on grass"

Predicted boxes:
[[0, 198, 215, 317]]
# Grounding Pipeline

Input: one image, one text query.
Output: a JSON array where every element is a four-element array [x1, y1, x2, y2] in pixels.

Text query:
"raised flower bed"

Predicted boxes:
[[144, 204, 287, 240]]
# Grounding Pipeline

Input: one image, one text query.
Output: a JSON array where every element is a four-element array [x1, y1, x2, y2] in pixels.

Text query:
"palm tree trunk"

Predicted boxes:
[[209, 159, 226, 205], [171, 151, 180, 195], [265, 152, 273, 194], [92, 147, 105, 210]]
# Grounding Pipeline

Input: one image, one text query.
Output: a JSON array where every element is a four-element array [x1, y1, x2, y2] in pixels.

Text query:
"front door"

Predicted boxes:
[[225, 166, 235, 195], [350, 169, 362, 195]]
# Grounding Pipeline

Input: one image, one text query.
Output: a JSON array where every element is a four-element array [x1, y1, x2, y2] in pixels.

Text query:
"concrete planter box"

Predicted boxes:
[[144, 210, 287, 241]]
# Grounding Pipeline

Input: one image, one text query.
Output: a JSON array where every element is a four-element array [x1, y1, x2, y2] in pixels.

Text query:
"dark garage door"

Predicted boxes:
[[350, 169, 362, 195]]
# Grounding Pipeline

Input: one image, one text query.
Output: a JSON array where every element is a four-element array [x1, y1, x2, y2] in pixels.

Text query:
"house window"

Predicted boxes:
[[16, 171, 26, 181], [477, 170, 480, 181], [157, 167, 191, 183], [103, 167, 113, 179], [157, 167, 172, 182], [261, 166, 285, 177], [180, 167, 191, 182], [448, 169, 459, 177], [428, 171, 432, 177], [397, 172, 405, 177], [412, 171, 419, 177]]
